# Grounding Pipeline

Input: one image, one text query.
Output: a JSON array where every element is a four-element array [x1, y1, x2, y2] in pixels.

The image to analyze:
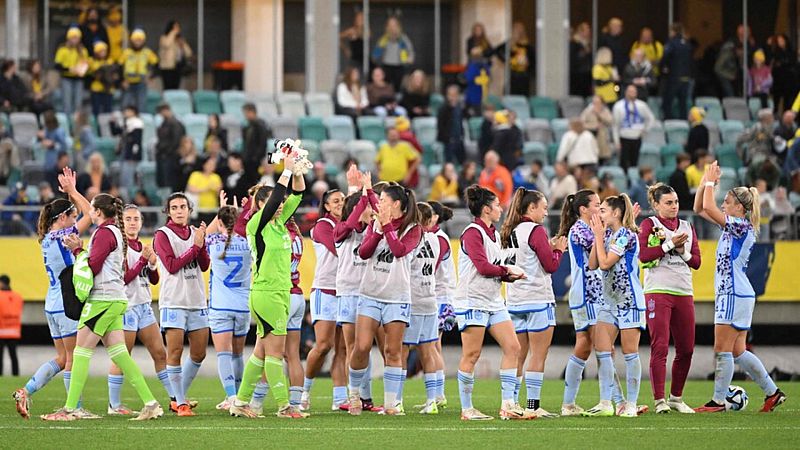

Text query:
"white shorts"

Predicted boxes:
[[288, 293, 305, 331], [45, 311, 78, 339], [311, 289, 338, 324], [337, 295, 359, 324], [455, 308, 511, 331], [570, 301, 600, 332], [160, 307, 209, 332], [714, 294, 755, 330], [510, 304, 556, 333], [597, 304, 646, 330], [123, 303, 158, 332], [403, 314, 439, 345], [208, 308, 251, 337], [357, 297, 411, 325]]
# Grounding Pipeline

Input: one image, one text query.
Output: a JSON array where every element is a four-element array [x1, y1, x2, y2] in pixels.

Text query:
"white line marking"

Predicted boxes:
[[5, 426, 800, 432]]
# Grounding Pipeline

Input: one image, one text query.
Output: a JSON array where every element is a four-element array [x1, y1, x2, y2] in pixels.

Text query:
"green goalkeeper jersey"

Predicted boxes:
[[247, 193, 303, 290]]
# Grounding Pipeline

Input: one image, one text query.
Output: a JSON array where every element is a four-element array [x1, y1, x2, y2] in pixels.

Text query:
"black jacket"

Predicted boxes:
[[436, 103, 465, 145], [155, 117, 185, 160], [669, 168, 693, 210], [662, 35, 694, 80]]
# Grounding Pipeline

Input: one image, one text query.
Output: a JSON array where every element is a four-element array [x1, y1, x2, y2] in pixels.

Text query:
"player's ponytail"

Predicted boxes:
[[465, 184, 496, 218], [341, 192, 363, 222], [501, 188, 545, 248], [37, 198, 73, 242], [383, 185, 418, 234], [604, 193, 639, 233], [731, 186, 760, 235], [217, 205, 238, 259], [557, 189, 596, 238], [428, 201, 453, 224], [417, 202, 433, 228]]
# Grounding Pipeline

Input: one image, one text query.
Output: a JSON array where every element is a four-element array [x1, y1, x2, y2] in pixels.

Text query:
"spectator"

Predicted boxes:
[[598, 172, 621, 201], [76, 152, 112, 200], [478, 150, 513, 209], [117, 105, 144, 195], [339, 10, 365, 67], [37, 110, 68, 170], [394, 116, 422, 185], [72, 110, 97, 163], [307, 161, 340, 193], [685, 149, 710, 191], [205, 113, 228, 152], [177, 135, 199, 192], [736, 108, 776, 166], [375, 127, 419, 184], [549, 161, 578, 209], [490, 109, 523, 170], [373, 95, 408, 118], [223, 152, 249, 201], [335, 67, 369, 120], [592, 47, 620, 108], [1, 182, 36, 235], [0, 60, 28, 112], [105, 6, 126, 62], [54, 26, 89, 114], [686, 106, 709, 162], [770, 186, 794, 239], [556, 117, 599, 170], [458, 161, 478, 200], [241, 102, 270, 185], [512, 159, 550, 196], [629, 166, 655, 207], [400, 69, 430, 118], [186, 155, 223, 224], [775, 110, 798, 156], [0, 274, 23, 376], [669, 152, 693, 210], [765, 34, 797, 113], [429, 162, 460, 207], [478, 102, 496, 157], [598, 17, 627, 75], [464, 46, 491, 117], [159, 20, 193, 90], [38, 181, 56, 204], [466, 22, 493, 60], [623, 48, 655, 100], [120, 28, 158, 112], [747, 158, 781, 191], [155, 103, 185, 189], [630, 27, 663, 77], [661, 23, 693, 120], [612, 84, 655, 171], [88, 41, 117, 117], [205, 135, 228, 177], [18, 60, 54, 116], [366, 67, 395, 109], [581, 95, 614, 164], [80, 7, 109, 57], [494, 22, 535, 96], [570, 22, 593, 96], [436, 85, 466, 164], [46, 151, 70, 194], [0, 120, 19, 184], [371, 16, 415, 91], [715, 25, 751, 98], [132, 189, 157, 229], [748, 49, 773, 109]]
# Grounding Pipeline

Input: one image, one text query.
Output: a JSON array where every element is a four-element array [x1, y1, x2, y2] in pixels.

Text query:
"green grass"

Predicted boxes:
[[1, 377, 798, 449]]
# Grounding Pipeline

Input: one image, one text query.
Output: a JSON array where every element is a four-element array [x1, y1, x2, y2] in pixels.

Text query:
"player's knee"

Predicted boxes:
[[384, 345, 403, 366], [55, 355, 67, 369], [461, 349, 481, 366], [503, 341, 521, 360], [315, 339, 334, 355]]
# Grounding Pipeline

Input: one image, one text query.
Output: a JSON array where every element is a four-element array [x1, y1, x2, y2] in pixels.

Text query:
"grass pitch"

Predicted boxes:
[[1, 376, 797, 449]]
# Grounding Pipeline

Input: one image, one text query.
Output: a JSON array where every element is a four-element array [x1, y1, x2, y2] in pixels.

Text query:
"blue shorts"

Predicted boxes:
[[714, 294, 755, 330], [403, 314, 439, 345], [455, 309, 511, 331], [510, 304, 556, 333], [208, 308, 251, 337], [337, 295, 359, 324], [288, 293, 305, 331], [311, 290, 338, 324], [160, 307, 209, 332], [597, 304, 646, 330], [570, 301, 600, 332], [437, 303, 456, 332], [357, 297, 411, 325], [123, 303, 158, 332], [45, 311, 78, 339]]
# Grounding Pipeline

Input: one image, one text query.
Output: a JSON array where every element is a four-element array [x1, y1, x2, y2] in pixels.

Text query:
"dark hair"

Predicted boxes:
[[382, 185, 418, 234], [164, 19, 179, 36], [43, 110, 59, 131], [37, 198, 75, 242], [647, 182, 676, 208], [1, 59, 14, 73], [209, 113, 221, 128], [250, 184, 274, 206], [162, 192, 193, 217], [228, 152, 243, 162], [695, 148, 709, 159], [638, 165, 653, 177], [341, 192, 363, 222], [676, 152, 691, 164], [157, 103, 171, 113], [319, 189, 343, 218], [123, 104, 139, 115], [372, 181, 390, 195], [557, 189, 597, 238], [465, 184, 496, 218], [428, 201, 453, 224], [0, 275, 9, 288], [670, 22, 684, 36], [417, 202, 433, 227], [242, 102, 257, 113], [93, 193, 128, 268], [501, 188, 545, 248], [603, 193, 638, 232], [217, 206, 238, 259]]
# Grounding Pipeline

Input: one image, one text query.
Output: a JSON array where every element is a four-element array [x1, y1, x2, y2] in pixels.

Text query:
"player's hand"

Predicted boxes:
[[589, 214, 605, 239], [63, 233, 83, 251], [362, 171, 372, 191], [671, 233, 689, 247], [193, 222, 207, 247], [506, 266, 526, 281], [283, 153, 296, 173], [57, 166, 78, 195], [378, 207, 392, 226], [632, 202, 641, 220], [219, 190, 228, 206], [550, 236, 568, 253], [347, 163, 362, 189]]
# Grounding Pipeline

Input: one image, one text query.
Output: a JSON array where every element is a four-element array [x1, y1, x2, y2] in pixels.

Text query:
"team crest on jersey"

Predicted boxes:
[[377, 248, 394, 264], [647, 298, 656, 312]]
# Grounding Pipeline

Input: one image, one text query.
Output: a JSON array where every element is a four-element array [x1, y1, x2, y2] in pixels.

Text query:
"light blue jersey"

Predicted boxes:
[[41, 225, 78, 313], [715, 216, 755, 298], [207, 233, 252, 313], [602, 227, 645, 310], [567, 220, 603, 309]]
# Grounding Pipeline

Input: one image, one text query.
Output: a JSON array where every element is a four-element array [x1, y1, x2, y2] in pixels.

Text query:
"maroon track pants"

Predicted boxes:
[[645, 293, 696, 400]]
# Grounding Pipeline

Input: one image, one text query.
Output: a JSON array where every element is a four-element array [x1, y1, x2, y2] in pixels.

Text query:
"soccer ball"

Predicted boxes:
[[724, 385, 749, 411]]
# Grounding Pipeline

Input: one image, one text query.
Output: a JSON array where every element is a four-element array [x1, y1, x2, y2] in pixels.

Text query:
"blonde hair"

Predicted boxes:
[[604, 193, 638, 233], [595, 47, 613, 65], [730, 186, 761, 234]]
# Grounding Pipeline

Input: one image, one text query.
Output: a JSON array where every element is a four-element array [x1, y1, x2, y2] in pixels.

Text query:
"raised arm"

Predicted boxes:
[[57, 167, 93, 234], [701, 162, 726, 227]]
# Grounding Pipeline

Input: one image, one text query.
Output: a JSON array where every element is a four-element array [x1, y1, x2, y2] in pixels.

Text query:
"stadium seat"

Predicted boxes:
[[163, 89, 193, 116], [502, 95, 530, 120], [193, 90, 222, 115], [639, 143, 662, 170], [182, 113, 209, 150], [694, 96, 724, 122], [664, 119, 689, 145], [719, 120, 745, 144], [251, 93, 279, 120], [722, 97, 750, 122], [626, 167, 640, 184], [647, 96, 663, 120], [716, 143, 742, 170], [324, 115, 356, 142], [522, 141, 547, 165], [320, 139, 351, 169], [550, 118, 569, 142], [136, 161, 157, 188], [748, 96, 773, 120], [704, 119, 720, 152], [660, 143, 682, 171], [305, 92, 335, 118], [547, 142, 559, 164], [524, 118, 553, 144], [96, 112, 121, 138], [219, 114, 243, 149], [9, 112, 39, 147], [467, 116, 483, 142], [412, 116, 438, 148], [718, 167, 738, 200], [656, 166, 673, 183], [277, 92, 306, 118], [356, 116, 386, 145], [558, 96, 585, 118], [298, 116, 327, 142], [598, 166, 628, 190], [140, 113, 156, 161], [428, 93, 444, 116], [270, 116, 299, 140], [37, 111, 71, 133], [302, 139, 321, 162], [22, 160, 47, 185], [348, 139, 377, 173], [643, 120, 666, 146], [0, 112, 9, 132], [486, 94, 504, 111], [145, 90, 162, 115], [529, 96, 558, 121], [95, 136, 118, 164], [220, 90, 247, 120]]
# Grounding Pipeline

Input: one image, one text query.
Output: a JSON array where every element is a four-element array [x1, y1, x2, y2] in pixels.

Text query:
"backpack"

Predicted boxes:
[[59, 251, 93, 321]]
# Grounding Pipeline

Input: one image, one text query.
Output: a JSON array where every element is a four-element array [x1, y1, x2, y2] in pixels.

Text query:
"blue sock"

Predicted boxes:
[[500, 368, 516, 401], [597, 351, 614, 401], [24, 359, 61, 395], [397, 369, 407, 403], [167, 365, 185, 405], [333, 386, 348, 406], [563, 355, 586, 404], [108, 374, 124, 408], [303, 377, 314, 393], [360, 356, 373, 399], [436, 369, 445, 398], [735, 351, 778, 396], [713, 352, 734, 404], [525, 371, 544, 402], [383, 366, 403, 408], [457, 370, 474, 410], [513, 376, 522, 403], [232, 353, 244, 392], [157, 369, 175, 398], [289, 386, 303, 406], [250, 380, 269, 408], [217, 352, 236, 397], [624, 353, 641, 405], [63, 371, 81, 409], [424, 372, 437, 402], [349, 367, 367, 396], [181, 358, 202, 398]]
